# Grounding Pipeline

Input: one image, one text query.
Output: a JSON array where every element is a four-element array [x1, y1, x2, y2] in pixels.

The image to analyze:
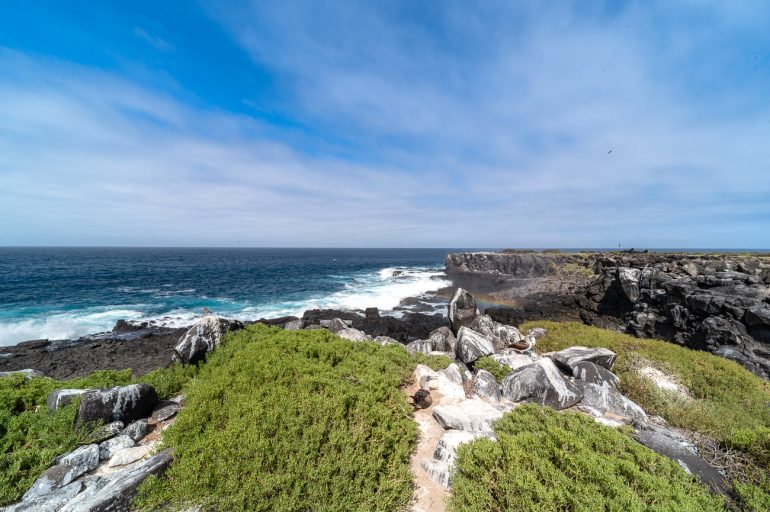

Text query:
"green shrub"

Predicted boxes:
[[140, 364, 198, 400], [522, 321, 770, 504], [0, 369, 134, 504], [135, 325, 423, 511], [449, 405, 724, 512], [474, 356, 511, 383], [0, 363, 196, 505], [412, 352, 452, 371]]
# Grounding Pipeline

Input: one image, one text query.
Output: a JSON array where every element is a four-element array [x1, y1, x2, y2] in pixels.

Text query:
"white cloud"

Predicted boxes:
[[1, 0, 769, 248]]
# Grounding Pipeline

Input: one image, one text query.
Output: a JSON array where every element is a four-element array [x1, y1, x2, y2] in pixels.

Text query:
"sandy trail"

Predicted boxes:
[[405, 381, 449, 512]]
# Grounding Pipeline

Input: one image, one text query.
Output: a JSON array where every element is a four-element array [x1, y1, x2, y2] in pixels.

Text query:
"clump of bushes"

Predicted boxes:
[[449, 405, 724, 511], [135, 325, 425, 511], [522, 320, 770, 509], [474, 356, 511, 383], [0, 365, 196, 505]]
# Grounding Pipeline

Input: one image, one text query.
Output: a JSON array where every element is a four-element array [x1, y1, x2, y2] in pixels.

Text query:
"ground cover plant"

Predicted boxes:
[[521, 320, 770, 509], [135, 324, 449, 511], [449, 405, 725, 511], [0, 365, 196, 505]]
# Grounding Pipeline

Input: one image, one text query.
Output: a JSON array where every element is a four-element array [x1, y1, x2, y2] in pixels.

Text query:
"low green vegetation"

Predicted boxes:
[[474, 356, 511, 383], [0, 365, 196, 505], [449, 405, 724, 511], [521, 320, 770, 509], [135, 324, 439, 511]]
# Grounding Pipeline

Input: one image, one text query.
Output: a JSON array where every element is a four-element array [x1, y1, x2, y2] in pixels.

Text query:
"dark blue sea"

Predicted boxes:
[[0, 248, 461, 346]]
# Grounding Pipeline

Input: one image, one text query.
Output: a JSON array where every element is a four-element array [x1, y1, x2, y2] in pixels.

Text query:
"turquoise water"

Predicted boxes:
[[0, 248, 462, 346]]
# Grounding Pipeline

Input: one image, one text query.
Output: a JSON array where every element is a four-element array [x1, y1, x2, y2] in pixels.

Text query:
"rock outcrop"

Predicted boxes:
[[579, 253, 770, 378], [446, 251, 770, 379]]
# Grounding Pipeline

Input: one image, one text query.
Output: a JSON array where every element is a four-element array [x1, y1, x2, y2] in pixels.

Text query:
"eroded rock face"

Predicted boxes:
[[77, 384, 158, 425], [581, 253, 770, 379], [501, 359, 582, 410], [469, 315, 525, 351], [455, 327, 495, 364], [173, 316, 244, 364], [448, 288, 479, 335]]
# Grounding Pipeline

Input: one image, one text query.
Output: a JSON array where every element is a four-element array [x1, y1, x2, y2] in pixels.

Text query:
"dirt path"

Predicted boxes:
[[405, 382, 449, 512]]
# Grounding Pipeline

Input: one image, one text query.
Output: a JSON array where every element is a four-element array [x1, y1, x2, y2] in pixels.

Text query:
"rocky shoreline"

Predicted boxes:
[[4, 250, 769, 380]]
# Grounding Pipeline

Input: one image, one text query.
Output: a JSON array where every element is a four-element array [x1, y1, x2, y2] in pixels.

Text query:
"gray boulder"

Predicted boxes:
[[527, 327, 547, 339], [575, 381, 647, 425], [47, 389, 90, 412], [336, 327, 369, 342], [572, 361, 620, 389], [456, 327, 495, 364], [77, 384, 158, 425], [550, 346, 617, 371], [7, 481, 83, 512], [150, 401, 181, 424], [472, 370, 500, 402], [448, 288, 479, 335], [99, 435, 135, 460], [405, 340, 433, 355], [86, 421, 124, 444], [0, 369, 45, 380], [617, 267, 641, 303], [172, 315, 244, 364], [328, 318, 349, 334], [284, 319, 304, 330], [108, 445, 154, 467], [121, 420, 149, 443], [469, 315, 525, 350], [23, 445, 99, 500], [501, 359, 582, 410], [428, 326, 457, 353], [432, 399, 505, 431], [491, 352, 538, 372], [58, 449, 173, 512], [633, 424, 728, 494]]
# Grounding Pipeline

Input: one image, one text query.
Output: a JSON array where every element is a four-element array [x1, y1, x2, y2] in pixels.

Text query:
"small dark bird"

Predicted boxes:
[[412, 389, 433, 409], [608, 149, 612, 154]]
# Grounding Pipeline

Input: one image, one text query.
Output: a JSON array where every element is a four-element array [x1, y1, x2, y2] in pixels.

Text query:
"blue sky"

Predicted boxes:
[[0, 1, 768, 248]]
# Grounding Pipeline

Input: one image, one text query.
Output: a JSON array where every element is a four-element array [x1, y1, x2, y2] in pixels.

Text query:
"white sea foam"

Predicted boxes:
[[0, 308, 147, 346], [0, 266, 451, 346]]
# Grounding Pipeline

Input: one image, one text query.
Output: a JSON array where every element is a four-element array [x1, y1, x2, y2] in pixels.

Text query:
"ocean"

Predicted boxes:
[[0, 248, 464, 346]]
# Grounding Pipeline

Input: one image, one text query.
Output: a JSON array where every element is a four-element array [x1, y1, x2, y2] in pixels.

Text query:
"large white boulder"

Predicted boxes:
[[456, 327, 495, 364], [173, 315, 244, 364], [432, 398, 506, 432], [550, 346, 617, 372]]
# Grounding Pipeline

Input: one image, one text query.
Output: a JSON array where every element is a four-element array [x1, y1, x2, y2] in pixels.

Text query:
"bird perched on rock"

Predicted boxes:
[[411, 388, 433, 409]]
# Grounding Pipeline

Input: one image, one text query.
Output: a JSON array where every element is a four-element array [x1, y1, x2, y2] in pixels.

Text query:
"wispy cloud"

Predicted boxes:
[[134, 26, 173, 52], [0, 1, 769, 247]]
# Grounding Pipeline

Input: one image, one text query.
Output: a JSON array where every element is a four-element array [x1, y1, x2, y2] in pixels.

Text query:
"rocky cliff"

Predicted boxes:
[[446, 251, 770, 379]]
